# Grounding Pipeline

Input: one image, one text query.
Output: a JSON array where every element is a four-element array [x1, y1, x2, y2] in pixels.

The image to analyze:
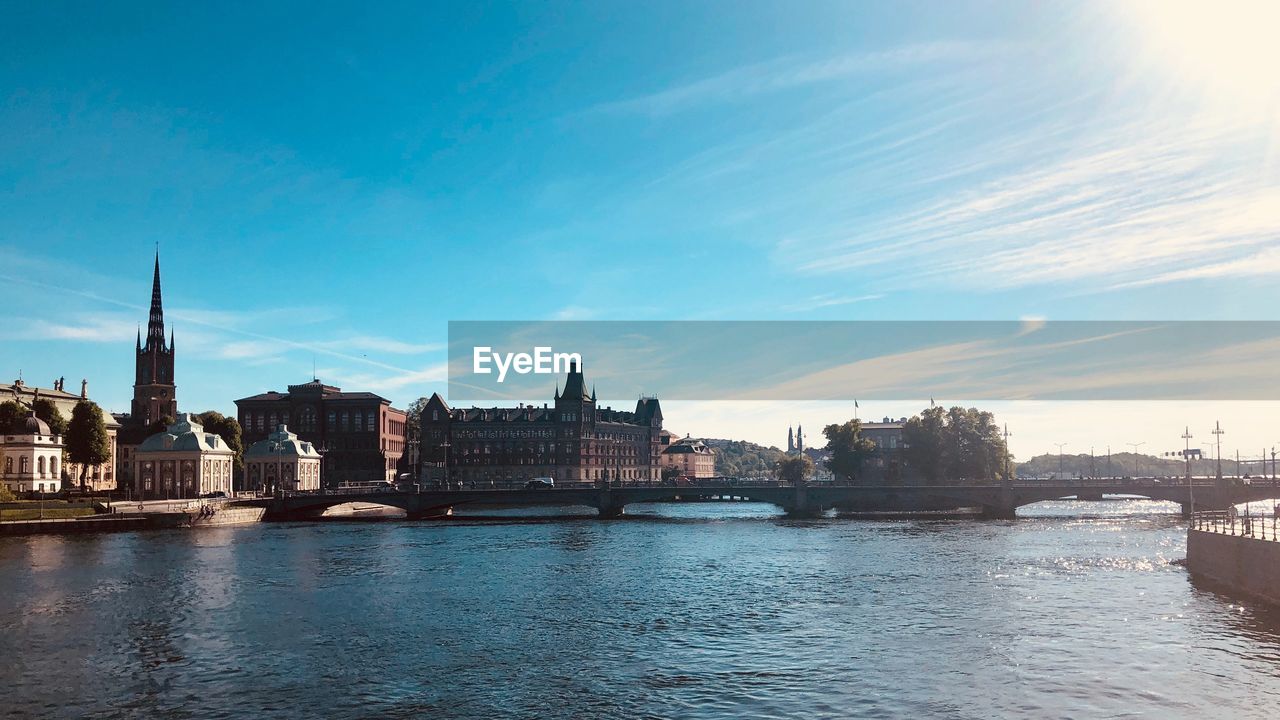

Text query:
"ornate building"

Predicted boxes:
[[244, 424, 323, 493], [1, 378, 119, 491], [235, 380, 406, 485], [419, 361, 664, 486], [132, 414, 235, 500], [1, 411, 64, 494], [132, 252, 178, 427]]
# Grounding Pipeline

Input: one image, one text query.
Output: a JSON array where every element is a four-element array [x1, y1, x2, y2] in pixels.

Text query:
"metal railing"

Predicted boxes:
[[1192, 509, 1280, 541]]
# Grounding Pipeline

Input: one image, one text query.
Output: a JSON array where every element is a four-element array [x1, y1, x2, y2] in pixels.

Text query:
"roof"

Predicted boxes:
[[235, 380, 392, 406], [245, 424, 321, 459], [663, 437, 714, 455], [137, 414, 234, 455], [1, 381, 120, 428]]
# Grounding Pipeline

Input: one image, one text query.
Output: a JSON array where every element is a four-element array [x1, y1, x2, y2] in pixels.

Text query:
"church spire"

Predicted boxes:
[[147, 250, 166, 349]]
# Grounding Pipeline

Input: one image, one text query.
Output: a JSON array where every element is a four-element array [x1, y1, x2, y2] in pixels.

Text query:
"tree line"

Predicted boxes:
[[814, 405, 1012, 484]]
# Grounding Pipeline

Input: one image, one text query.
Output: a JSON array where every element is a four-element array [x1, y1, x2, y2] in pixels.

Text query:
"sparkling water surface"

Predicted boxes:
[[3, 499, 1280, 719]]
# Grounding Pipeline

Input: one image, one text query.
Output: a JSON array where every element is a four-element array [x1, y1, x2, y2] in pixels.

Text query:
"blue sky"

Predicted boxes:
[[2, 1, 1278, 457]]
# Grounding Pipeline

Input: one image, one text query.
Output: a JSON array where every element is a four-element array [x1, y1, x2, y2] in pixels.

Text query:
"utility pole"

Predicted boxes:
[[1212, 421, 1225, 481], [1090, 446, 1096, 479], [1054, 442, 1068, 480], [1107, 445, 1112, 479]]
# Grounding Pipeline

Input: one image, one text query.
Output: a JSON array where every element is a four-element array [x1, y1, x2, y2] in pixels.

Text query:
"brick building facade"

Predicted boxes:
[[419, 361, 663, 486], [235, 380, 406, 485]]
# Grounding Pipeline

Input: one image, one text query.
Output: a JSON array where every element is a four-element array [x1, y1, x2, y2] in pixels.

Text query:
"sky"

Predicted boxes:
[[1, 1, 1278, 461]]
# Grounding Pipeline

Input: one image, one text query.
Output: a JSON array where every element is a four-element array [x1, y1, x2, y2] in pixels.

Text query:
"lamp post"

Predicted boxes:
[[439, 439, 451, 490], [1127, 441, 1146, 479], [1182, 426, 1194, 513], [1054, 443, 1068, 480]]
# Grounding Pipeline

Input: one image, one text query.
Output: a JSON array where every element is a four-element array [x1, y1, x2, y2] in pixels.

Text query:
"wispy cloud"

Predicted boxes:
[[784, 115, 1280, 291], [783, 293, 884, 313], [593, 42, 989, 116]]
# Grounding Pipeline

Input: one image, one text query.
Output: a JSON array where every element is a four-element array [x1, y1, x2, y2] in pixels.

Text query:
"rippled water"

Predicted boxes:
[[4, 499, 1280, 719]]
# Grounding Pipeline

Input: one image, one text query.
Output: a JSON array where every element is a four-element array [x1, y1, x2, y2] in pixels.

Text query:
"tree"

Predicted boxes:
[[0, 484, 14, 502], [902, 405, 1009, 484], [195, 411, 244, 470], [777, 454, 814, 485], [661, 465, 681, 482], [821, 420, 877, 482], [31, 398, 68, 436], [66, 400, 110, 492], [0, 401, 25, 434]]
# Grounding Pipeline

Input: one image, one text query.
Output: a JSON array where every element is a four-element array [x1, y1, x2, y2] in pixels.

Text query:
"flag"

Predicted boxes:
[[854, 399, 859, 408], [930, 397, 935, 407]]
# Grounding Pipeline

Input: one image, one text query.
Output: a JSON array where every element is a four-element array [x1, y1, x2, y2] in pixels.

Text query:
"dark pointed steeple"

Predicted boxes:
[[146, 250, 166, 350], [558, 359, 591, 402]]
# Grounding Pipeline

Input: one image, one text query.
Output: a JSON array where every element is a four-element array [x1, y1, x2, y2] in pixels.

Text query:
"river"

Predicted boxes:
[[3, 499, 1280, 719]]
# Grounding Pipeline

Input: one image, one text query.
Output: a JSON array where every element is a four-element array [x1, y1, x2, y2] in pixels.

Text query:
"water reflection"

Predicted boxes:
[[4, 501, 1280, 717]]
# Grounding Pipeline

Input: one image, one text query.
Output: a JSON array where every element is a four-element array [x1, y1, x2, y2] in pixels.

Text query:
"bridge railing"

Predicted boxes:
[[1192, 509, 1280, 541]]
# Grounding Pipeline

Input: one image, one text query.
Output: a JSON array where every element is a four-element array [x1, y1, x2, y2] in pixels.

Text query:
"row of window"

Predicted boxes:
[[3, 455, 59, 478], [241, 409, 391, 434]]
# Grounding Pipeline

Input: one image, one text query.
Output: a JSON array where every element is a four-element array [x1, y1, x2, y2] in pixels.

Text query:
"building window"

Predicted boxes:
[[37, 456, 45, 477], [50, 457, 57, 477], [4, 457, 11, 474], [19, 457, 28, 474]]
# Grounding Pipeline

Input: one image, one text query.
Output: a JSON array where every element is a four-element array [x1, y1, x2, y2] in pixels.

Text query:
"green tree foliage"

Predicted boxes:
[[777, 454, 814, 484], [712, 440, 786, 478], [0, 400, 25, 433], [31, 398, 68, 436], [66, 400, 110, 490], [821, 420, 877, 481], [196, 411, 244, 469], [0, 483, 14, 502], [661, 465, 681, 482], [902, 406, 1009, 483], [405, 396, 430, 439]]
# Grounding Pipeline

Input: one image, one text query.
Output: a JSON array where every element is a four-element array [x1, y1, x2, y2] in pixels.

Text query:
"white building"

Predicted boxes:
[[1, 413, 64, 494], [2, 378, 119, 491], [133, 414, 235, 500], [244, 424, 322, 493]]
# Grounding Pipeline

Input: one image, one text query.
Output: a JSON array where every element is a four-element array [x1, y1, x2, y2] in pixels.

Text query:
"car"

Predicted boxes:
[[525, 477, 555, 489], [199, 491, 227, 499]]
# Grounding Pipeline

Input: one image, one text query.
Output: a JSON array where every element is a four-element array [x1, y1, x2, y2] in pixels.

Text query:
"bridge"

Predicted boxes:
[[253, 477, 1280, 520]]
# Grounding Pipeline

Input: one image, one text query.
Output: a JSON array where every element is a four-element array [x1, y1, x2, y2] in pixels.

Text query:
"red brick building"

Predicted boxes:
[[235, 380, 406, 485], [419, 361, 663, 486]]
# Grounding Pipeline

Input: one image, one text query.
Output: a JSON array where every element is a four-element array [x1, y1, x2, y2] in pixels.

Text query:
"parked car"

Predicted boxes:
[[525, 477, 555, 489]]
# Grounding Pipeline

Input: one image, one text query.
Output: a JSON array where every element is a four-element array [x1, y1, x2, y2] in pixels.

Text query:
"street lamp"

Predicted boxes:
[[1127, 441, 1146, 479], [1212, 421, 1225, 481], [1053, 442, 1068, 480]]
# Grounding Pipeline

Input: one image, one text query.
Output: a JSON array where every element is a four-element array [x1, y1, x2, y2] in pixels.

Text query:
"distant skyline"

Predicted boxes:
[[2, 1, 1278, 459]]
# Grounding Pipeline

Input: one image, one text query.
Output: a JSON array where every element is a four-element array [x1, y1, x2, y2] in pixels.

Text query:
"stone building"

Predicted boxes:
[[1, 377, 119, 491], [235, 380, 406, 485], [660, 436, 717, 479], [1, 412, 64, 494], [244, 424, 322, 493], [132, 414, 235, 500], [419, 361, 664, 486]]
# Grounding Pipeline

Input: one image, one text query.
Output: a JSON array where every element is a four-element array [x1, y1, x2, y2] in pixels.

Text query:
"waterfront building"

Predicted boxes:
[[0, 412, 64, 494], [244, 424, 322, 493], [419, 361, 664, 485], [132, 414, 235, 500], [1, 377, 120, 491], [235, 380, 406, 485], [660, 436, 717, 478]]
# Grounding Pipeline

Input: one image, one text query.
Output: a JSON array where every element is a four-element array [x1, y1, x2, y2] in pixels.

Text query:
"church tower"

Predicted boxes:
[[132, 252, 178, 426]]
